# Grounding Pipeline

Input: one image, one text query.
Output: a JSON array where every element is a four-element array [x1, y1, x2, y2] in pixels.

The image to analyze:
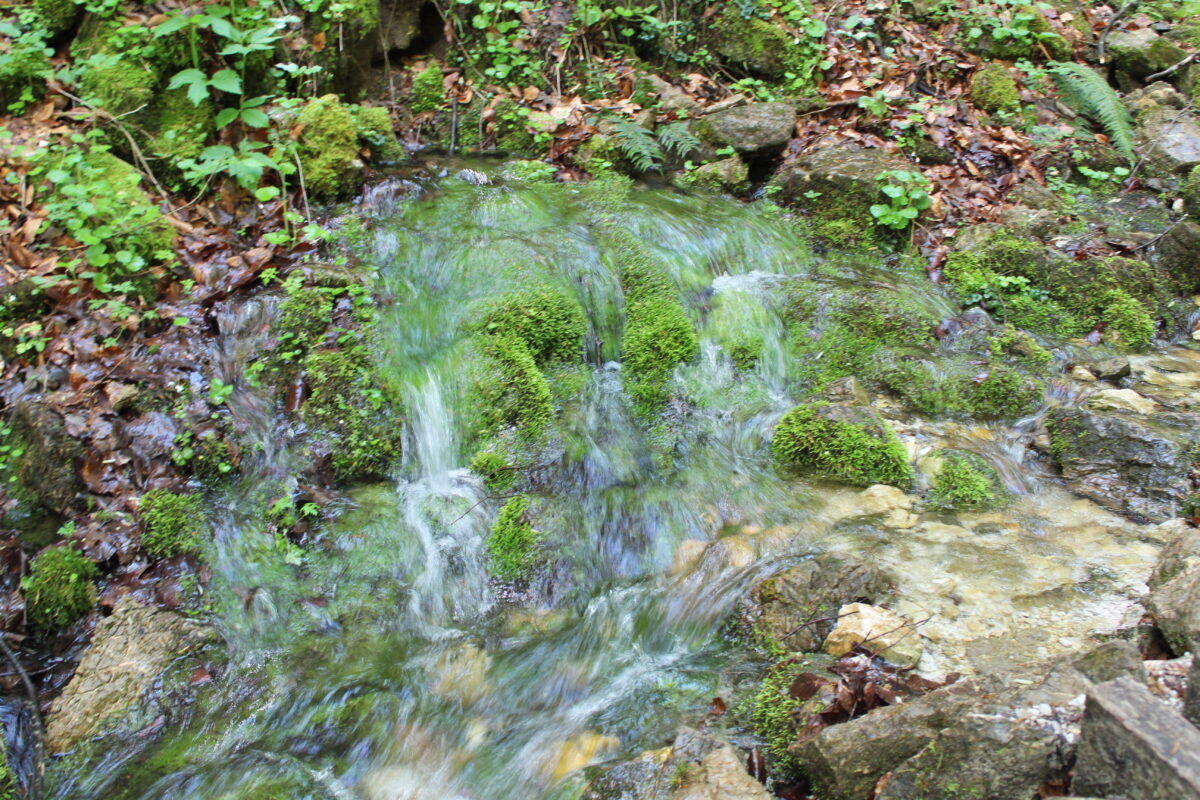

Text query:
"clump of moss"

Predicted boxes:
[[1100, 289, 1155, 350], [150, 87, 213, 163], [989, 325, 1051, 367], [469, 449, 517, 493], [351, 105, 405, 162], [928, 451, 1007, 511], [477, 288, 586, 365], [491, 96, 537, 153], [23, 546, 99, 633], [33, 0, 78, 34], [771, 402, 911, 487], [486, 495, 541, 581], [276, 287, 334, 349], [410, 62, 444, 114], [469, 335, 554, 439], [301, 346, 404, 482], [745, 660, 804, 779], [140, 490, 206, 558], [711, 5, 806, 81], [729, 336, 763, 371], [295, 94, 362, 200], [0, 34, 50, 107], [970, 63, 1019, 112], [1183, 166, 1200, 216], [80, 55, 157, 116], [962, 364, 1044, 419]]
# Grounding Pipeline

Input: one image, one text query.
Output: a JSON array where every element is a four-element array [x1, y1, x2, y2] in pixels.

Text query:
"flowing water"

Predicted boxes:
[[48, 168, 1172, 799]]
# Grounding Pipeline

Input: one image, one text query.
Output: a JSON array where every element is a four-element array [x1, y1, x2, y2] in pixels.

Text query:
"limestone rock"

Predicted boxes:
[[45, 597, 211, 752], [582, 727, 730, 800], [742, 553, 893, 652], [694, 103, 795, 156], [772, 142, 911, 215], [823, 603, 923, 668], [1136, 108, 1200, 176], [1146, 527, 1200, 654], [856, 484, 919, 528], [1108, 28, 1188, 81], [669, 746, 770, 800], [1090, 356, 1131, 382], [1085, 387, 1158, 415]]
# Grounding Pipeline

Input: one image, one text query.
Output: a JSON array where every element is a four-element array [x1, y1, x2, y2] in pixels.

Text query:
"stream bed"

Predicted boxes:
[[47, 168, 1183, 799]]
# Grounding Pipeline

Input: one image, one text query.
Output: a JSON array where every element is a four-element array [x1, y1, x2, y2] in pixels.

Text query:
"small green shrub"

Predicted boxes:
[[23, 546, 99, 633], [771, 402, 911, 487], [870, 170, 932, 230], [410, 62, 444, 114], [478, 287, 586, 365], [962, 365, 1043, 419], [928, 451, 1006, 510], [140, 489, 206, 557], [469, 449, 517, 493], [487, 494, 541, 580]]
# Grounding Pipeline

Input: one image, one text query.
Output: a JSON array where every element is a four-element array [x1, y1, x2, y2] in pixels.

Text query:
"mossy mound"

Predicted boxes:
[[300, 346, 404, 482], [1184, 166, 1200, 216], [928, 451, 1008, 511], [959, 6, 1070, 61], [711, 6, 802, 80], [961, 364, 1044, 419], [33, 0, 80, 35], [276, 287, 334, 350], [771, 402, 912, 488], [969, 64, 1019, 112], [476, 287, 586, 365], [23, 546, 98, 633], [139, 490, 206, 558], [296, 94, 363, 200], [351, 105, 404, 162], [410, 62, 444, 114], [486, 494, 541, 581], [0, 36, 50, 108], [150, 88, 214, 163], [468, 334, 554, 440], [469, 449, 517, 493]]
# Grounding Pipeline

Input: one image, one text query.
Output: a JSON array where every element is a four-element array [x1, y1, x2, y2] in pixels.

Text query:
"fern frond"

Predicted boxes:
[[612, 120, 663, 172], [657, 122, 701, 160], [1048, 61, 1136, 165]]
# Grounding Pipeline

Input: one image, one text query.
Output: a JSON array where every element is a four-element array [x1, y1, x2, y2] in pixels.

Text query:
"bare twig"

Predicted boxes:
[[1145, 52, 1198, 83], [1098, 0, 1139, 62], [1133, 213, 1190, 251]]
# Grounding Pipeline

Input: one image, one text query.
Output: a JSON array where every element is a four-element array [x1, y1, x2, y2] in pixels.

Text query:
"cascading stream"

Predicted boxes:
[[48, 170, 1166, 800]]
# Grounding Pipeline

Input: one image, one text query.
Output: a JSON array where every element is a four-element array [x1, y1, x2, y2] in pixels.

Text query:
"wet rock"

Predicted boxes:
[[1008, 180, 1063, 211], [1146, 527, 1200, 654], [682, 157, 749, 194], [772, 142, 911, 214], [45, 596, 212, 753], [670, 746, 771, 800], [1072, 676, 1200, 798], [548, 731, 621, 781], [1085, 387, 1158, 415], [693, 103, 795, 156], [1155, 219, 1200, 291], [1070, 366, 1098, 382], [819, 376, 871, 407], [1073, 640, 1146, 685], [581, 727, 731, 800], [5, 400, 85, 514], [1045, 406, 1197, 523], [999, 204, 1058, 239], [1136, 107, 1200, 176], [1090, 356, 1132, 382], [823, 603, 923, 668], [741, 552, 893, 652], [1185, 655, 1200, 726], [640, 74, 702, 115], [1108, 28, 1188, 81]]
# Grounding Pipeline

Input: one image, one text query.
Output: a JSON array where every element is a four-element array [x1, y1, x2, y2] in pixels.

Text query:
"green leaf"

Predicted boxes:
[[880, 185, 904, 198], [254, 186, 281, 202], [186, 81, 210, 106], [174, 316, 189, 326], [240, 107, 269, 128], [167, 68, 206, 90], [869, 204, 888, 218], [215, 107, 239, 128], [209, 69, 243, 94]]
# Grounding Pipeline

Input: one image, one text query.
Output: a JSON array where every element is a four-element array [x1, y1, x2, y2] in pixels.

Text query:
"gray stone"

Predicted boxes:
[[1155, 219, 1200, 293], [582, 727, 742, 800], [999, 205, 1058, 239], [741, 552, 893, 652], [1146, 528, 1200, 655], [1073, 640, 1147, 685], [1045, 406, 1197, 523], [1109, 28, 1188, 81], [1073, 676, 1200, 799], [1186, 655, 1200, 727], [44, 597, 212, 753], [4, 401, 85, 514], [694, 103, 796, 156], [1091, 356, 1132, 382], [669, 746, 770, 800], [1137, 108, 1200, 176], [820, 376, 871, 407], [773, 143, 911, 211], [640, 74, 702, 115], [1008, 180, 1063, 211]]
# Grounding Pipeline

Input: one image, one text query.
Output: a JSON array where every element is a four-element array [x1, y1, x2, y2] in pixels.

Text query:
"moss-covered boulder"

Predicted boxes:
[[1156, 219, 1200, 292], [351, 105, 404, 162], [771, 402, 911, 488], [486, 494, 542, 580], [23, 545, 98, 633], [927, 451, 1008, 511], [970, 64, 1019, 112], [772, 143, 912, 235], [296, 94, 363, 200], [1183, 165, 1200, 217], [959, 5, 1070, 61], [410, 61, 445, 114], [710, 5, 800, 80], [2, 402, 85, 516], [1108, 28, 1189, 81], [33, 0, 81, 36], [679, 156, 750, 194], [476, 287, 586, 365], [692, 103, 796, 156], [150, 88, 214, 164], [139, 490, 206, 558], [468, 334, 554, 439]]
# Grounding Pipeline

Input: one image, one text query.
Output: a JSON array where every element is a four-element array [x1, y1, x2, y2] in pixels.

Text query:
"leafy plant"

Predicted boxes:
[[1048, 61, 1135, 164], [612, 120, 701, 172], [870, 170, 932, 230]]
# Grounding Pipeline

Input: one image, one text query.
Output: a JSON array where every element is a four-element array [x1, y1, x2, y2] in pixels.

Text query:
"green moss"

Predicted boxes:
[[80, 55, 157, 116], [486, 495, 541, 581], [83, 151, 177, 268], [1182, 492, 1200, 519], [0, 37, 51, 108], [151, 88, 212, 163], [729, 337, 763, 371], [276, 287, 334, 348], [410, 62, 444, 114], [468, 335, 553, 439], [711, 6, 804, 80], [296, 94, 361, 200], [969, 64, 1019, 112], [928, 451, 1006, 510], [23, 546, 98, 633], [1184, 166, 1200, 216], [33, 0, 78, 34], [300, 346, 404, 482], [470, 450, 517, 493], [351, 105, 404, 162], [962, 364, 1043, 419], [746, 660, 803, 778], [1100, 289, 1155, 350], [476, 287, 586, 365], [139, 490, 206, 558], [771, 402, 912, 487], [623, 297, 699, 414], [492, 96, 537, 153], [989, 325, 1051, 367]]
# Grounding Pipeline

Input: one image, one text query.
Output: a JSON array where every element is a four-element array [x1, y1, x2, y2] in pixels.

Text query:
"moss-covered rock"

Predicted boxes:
[[0, 36, 51, 108], [300, 345, 404, 482], [468, 334, 554, 439], [33, 0, 80, 35], [970, 64, 1019, 112], [710, 5, 800, 80], [23, 546, 98, 633], [79, 54, 158, 117], [678, 156, 750, 194], [476, 287, 586, 365], [469, 449, 517, 493], [961, 364, 1044, 419], [928, 451, 1008, 510], [491, 96, 537, 153], [84, 150, 177, 266], [276, 286, 334, 350], [296, 94, 363, 200], [486, 494, 541, 580], [1182, 165, 1200, 216], [150, 88, 213, 163], [139, 490, 206, 558], [771, 402, 911, 487], [351, 105, 404, 162], [410, 62, 444, 114], [960, 6, 1070, 61]]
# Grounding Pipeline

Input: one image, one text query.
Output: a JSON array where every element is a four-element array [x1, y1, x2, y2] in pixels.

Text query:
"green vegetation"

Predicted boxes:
[[771, 402, 912, 487], [23, 546, 99, 633], [962, 365, 1044, 419], [295, 94, 361, 200], [1048, 61, 1136, 164], [486, 495, 541, 580], [928, 451, 1007, 511], [140, 490, 206, 557], [469, 449, 517, 493], [477, 287, 587, 365], [469, 334, 554, 439], [745, 660, 803, 779], [410, 62, 444, 113], [970, 63, 1019, 112], [871, 170, 933, 231]]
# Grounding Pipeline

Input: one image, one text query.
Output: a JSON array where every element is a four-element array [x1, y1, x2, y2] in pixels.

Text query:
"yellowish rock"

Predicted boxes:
[[823, 602, 923, 667], [670, 539, 709, 575], [547, 731, 620, 781], [1085, 388, 1157, 415], [432, 643, 491, 705]]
